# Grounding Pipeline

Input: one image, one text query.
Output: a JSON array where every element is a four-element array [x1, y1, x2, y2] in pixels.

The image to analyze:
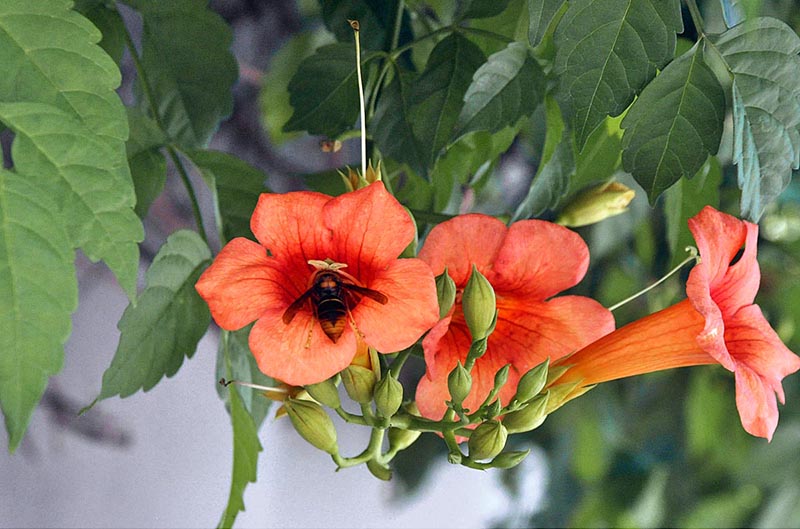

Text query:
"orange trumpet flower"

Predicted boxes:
[[551, 206, 800, 440]]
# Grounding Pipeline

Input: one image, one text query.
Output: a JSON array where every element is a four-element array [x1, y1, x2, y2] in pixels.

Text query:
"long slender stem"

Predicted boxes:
[[685, 0, 706, 38], [121, 24, 209, 245], [351, 21, 367, 177], [607, 247, 699, 312]]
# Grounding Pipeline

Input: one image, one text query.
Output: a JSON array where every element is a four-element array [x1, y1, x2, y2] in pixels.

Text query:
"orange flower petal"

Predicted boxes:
[[492, 220, 592, 300], [420, 312, 464, 380], [735, 364, 779, 441], [417, 214, 507, 285], [195, 238, 287, 330], [323, 182, 416, 279], [495, 296, 616, 374], [249, 191, 332, 271], [249, 306, 359, 386], [352, 258, 439, 354]]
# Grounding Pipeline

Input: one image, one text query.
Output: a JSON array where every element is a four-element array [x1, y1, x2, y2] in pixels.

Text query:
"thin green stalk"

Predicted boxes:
[[121, 21, 209, 245], [331, 426, 385, 468]]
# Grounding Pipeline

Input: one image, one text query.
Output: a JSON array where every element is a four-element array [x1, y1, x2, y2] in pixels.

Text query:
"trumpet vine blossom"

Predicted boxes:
[[196, 182, 439, 386], [551, 206, 800, 440], [415, 214, 616, 420]]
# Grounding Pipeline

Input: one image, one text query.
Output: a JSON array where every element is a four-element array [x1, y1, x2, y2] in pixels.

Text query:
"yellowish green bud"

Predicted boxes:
[[502, 392, 549, 434], [388, 427, 421, 452], [491, 449, 530, 469], [468, 420, 508, 461], [514, 358, 550, 403], [374, 374, 403, 418], [435, 269, 457, 319], [462, 265, 496, 341], [447, 361, 472, 406], [366, 459, 392, 481], [305, 377, 341, 409], [284, 398, 338, 455], [556, 181, 635, 227], [493, 364, 510, 390], [485, 399, 502, 419], [341, 365, 376, 404]]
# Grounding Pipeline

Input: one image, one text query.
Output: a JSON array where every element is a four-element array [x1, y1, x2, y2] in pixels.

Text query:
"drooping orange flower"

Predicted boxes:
[[415, 214, 616, 420], [551, 206, 800, 440], [196, 182, 440, 386]]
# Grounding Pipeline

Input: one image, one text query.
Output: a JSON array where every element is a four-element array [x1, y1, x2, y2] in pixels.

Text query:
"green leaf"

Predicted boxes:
[[468, 0, 529, 56], [713, 17, 800, 221], [186, 150, 267, 243], [73, 0, 126, 64], [371, 68, 426, 176], [0, 169, 77, 452], [126, 107, 167, 218], [218, 365, 263, 529], [564, 114, 623, 202], [459, 0, 512, 19], [97, 230, 211, 400], [554, 0, 683, 147], [0, 0, 128, 143], [124, 0, 238, 148], [621, 45, 725, 203], [407, 33, 486, 174], [528, 0, 566, 47], [512, 95, 574, 220], [457, 41, 545, 137], [320, 0, 412, 51], [664, 157, 721, 269], [284, 43, 365, 138], [259, 30, 335, 145], [0, 102, 143, 299], [215, 326, 274, 429]]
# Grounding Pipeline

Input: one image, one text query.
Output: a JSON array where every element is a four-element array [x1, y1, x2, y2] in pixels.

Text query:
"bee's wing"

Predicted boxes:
[[345, 284, 389, 305], [282, 287, 315, 323]]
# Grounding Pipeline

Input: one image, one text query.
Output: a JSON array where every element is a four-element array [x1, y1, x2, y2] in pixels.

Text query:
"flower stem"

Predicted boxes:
[[121, 24, 209, 245], [607, 246, 699, 312], [350, 20, 367, 177]]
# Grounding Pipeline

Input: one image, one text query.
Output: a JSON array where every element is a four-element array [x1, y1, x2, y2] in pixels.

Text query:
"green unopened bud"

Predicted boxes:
[[557, 181, 635, 227], [468, 420, 508, 461], [305, 377, 341, 409], [491, 449, 531, 469], [374, 374, 403, 417], [341, 365, 376, 404], [493, 364, 510, 390], [435, 269, 457, 318], [485, 399, 502, 419], [448, 361, 472, 405], [462, 265, 496, 341], [503, 392, 549, 433], [388, 427, 421, 452], [284, 398, 338, 455], [366, 459, 392, 481], [514, 358, 550, 403]]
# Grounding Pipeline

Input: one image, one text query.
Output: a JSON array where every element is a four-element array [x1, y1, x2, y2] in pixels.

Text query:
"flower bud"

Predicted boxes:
[[502, 392, 549, 433], [485, 399, 502, 419], [556, 181, 635, 227], [435, 269, 457, 319], [514, 358, 550, 403], [493, 364, 510, 390], [447, 361, 472, 406], [305, 377, 341, 409], [491, 449, 530, 469], [462, 265, 496, 341], [341, 365, 376, 404], [283, 398, 338, 455], [388, 427, 421, 452], [468, 420, 508, 461], [366, 459, 392, 481], [374, 374, 403, 418]]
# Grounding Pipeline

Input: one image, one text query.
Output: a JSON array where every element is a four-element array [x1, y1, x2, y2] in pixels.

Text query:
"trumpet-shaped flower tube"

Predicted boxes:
[[552, 206, 800, 440], [415, 214, 615, 420], [196, 182, 439, 386]]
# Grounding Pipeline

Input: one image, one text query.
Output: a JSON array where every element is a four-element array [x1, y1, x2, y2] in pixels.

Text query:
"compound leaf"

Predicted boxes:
[[554, 0, 683, 147], [0, 169, 77, 452], [621, 45, 725, 202], [98, 230, 211, 400], [713, 17, 800, 221]]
